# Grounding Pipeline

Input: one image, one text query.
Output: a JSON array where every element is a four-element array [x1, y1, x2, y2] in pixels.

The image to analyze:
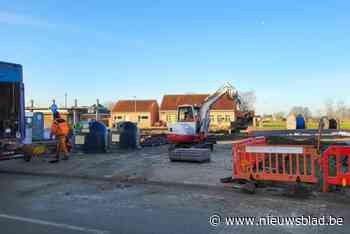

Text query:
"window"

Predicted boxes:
[[117, 116, 123, 120], [166, 114, 176, 122], [178, 106, 194, 122], [225, 115, 231, 122], [193, 107, 200, 119], [138, 116, 149, 122], [217, 115, 223, 123], [209, 115, 214, 122]]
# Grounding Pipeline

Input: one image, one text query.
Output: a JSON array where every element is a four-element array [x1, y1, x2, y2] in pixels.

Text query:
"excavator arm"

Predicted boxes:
[[198, 82, 241, 135]]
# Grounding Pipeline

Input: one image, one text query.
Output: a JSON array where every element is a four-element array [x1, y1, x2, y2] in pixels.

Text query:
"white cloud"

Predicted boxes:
[[0, 11, 55, 28]]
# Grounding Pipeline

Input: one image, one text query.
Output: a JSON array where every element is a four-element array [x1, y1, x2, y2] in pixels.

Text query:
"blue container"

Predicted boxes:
[[296, 114, 306, 129], [84, 121, 108, 153], [32, 112, 44, 141], [119, 122, 138, 149], [329, 119, 338, 130]]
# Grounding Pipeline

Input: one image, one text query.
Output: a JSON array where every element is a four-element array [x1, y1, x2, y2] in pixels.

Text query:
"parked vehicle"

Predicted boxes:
[[0, 61, 25, 160]]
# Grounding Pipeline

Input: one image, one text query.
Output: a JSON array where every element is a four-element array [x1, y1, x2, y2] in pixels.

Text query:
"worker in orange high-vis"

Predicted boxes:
[[50, 112, 70, 163]]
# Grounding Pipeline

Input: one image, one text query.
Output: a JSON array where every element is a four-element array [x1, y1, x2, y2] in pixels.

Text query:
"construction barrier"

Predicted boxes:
[[232, 138, 350, 192], [322, 145, 350, 192]]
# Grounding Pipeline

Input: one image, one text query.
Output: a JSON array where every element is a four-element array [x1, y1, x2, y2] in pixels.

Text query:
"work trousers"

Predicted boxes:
[[56, 136, 68, 159]]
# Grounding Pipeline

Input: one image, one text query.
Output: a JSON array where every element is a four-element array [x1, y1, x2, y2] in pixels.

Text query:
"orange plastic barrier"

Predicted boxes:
[[232, 138, 320, 184], [232, 138, 350, 192], [322, 145, 350, 192]]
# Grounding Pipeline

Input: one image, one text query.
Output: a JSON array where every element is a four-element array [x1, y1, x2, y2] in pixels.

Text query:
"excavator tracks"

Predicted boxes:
[[169, 148, 211, 163]]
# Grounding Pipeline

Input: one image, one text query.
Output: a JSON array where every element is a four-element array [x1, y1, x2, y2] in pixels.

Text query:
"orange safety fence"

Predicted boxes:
[[232, 137, 321, 184], [322, 145, 350, 192], [232, 137, 350, 192]]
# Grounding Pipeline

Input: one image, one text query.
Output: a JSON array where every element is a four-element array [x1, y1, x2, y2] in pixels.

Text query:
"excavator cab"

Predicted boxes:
[[177, 105, 200, 122], [167, 105, 201, 144]]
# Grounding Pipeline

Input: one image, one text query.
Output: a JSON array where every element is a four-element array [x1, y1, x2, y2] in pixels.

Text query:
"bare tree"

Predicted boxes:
[[239, 91, 256, 111], [273, 112, 286, 120], [324, 98, 335, 118], [103, 101, 115, 111], [289, 106, 312, 119], [347, 108, 350, 120], [336, 100, 347, 120], [314, 109, 324, 119]]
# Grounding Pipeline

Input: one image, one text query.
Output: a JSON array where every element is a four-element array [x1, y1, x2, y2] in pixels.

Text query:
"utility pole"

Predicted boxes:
[[96, 98, 100, 122], [30, 99, 34, 112], [73, 99, 78, 126], [64, 93, 68, 108]]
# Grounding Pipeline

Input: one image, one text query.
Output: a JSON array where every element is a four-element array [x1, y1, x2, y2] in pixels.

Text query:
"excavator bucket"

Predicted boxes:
[[169, 148, 211, 163]]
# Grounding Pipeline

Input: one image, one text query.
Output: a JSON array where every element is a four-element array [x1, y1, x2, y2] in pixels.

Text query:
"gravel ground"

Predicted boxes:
[[0, 144, 233, 187]]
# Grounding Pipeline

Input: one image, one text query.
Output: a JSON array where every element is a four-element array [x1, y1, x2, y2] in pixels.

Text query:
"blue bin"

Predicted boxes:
[[84, 121, 108, 153], [32, 112, 44, 141], [296, 114, 306, 129]]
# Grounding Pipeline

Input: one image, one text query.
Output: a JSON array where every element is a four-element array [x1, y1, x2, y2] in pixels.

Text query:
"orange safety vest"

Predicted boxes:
[[51, 119, 69, 137]]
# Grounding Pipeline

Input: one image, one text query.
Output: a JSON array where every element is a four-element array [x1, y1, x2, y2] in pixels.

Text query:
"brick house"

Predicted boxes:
[[112, 100, 159, 128], [160, 94, 237, 131]]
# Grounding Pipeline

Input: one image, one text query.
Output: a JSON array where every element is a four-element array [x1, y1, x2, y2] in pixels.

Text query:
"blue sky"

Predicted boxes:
[[0, 0, 349, 114]]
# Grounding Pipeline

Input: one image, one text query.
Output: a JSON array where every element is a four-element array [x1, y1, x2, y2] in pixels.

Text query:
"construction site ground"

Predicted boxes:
[[0, 143, 233, 187], [1, 142, 350, 233], [0, 140, 349, 195], [1, 140, 350, 233]]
